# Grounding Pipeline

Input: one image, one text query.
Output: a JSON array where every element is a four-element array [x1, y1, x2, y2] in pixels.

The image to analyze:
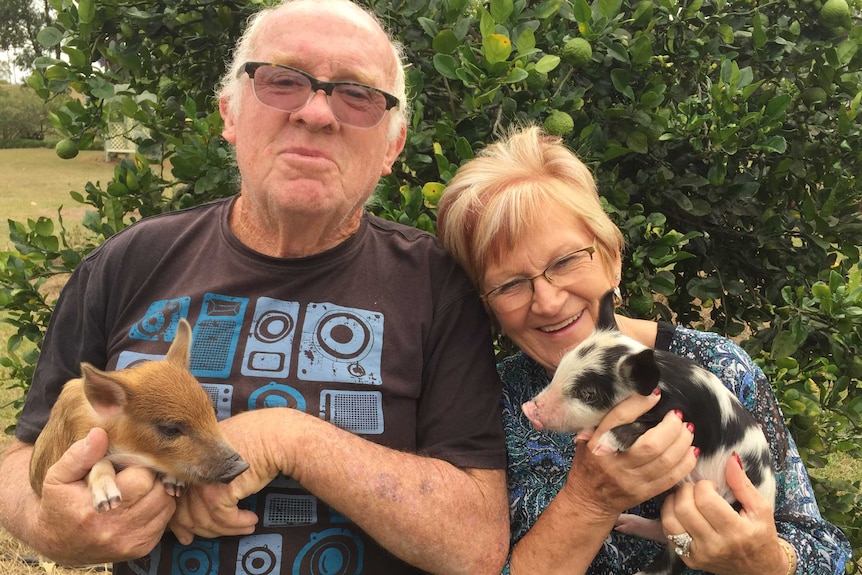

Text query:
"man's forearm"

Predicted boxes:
[[270, 409, 510, 575]]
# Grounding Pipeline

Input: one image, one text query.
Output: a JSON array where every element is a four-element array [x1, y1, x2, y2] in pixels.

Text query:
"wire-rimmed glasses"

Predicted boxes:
[[482, 243, 597, 312]]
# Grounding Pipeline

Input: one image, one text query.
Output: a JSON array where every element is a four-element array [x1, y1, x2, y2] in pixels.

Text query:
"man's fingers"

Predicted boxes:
[[46, 428, 109, 486]]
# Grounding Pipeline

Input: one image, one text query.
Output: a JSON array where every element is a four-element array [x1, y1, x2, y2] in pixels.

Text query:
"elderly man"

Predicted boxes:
[[0, 1, 509, 573]]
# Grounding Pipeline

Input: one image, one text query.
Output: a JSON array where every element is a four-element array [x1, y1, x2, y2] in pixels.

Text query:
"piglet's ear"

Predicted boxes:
[[596, 289, 619, 331], [165, 318, 192, 368], [81, 363, 129, 420], [619, 348, 661, 396]]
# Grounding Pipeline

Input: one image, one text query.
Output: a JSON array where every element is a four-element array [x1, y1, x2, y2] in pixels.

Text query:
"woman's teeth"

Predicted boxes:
[[541, 311, 582, 333]]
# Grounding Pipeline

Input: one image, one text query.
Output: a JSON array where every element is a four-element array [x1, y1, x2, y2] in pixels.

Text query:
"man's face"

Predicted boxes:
[[220, 2, 405, 226]]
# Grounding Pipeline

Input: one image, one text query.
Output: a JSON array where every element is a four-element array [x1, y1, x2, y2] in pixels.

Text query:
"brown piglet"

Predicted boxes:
[[29, 318, 249, 512]]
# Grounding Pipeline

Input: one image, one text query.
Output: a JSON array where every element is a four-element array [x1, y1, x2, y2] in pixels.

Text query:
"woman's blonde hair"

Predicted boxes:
[[437, 125, 624, 289]]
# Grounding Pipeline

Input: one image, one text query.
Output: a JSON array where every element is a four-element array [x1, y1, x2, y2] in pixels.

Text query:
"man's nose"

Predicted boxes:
[[291, 89, 338, 126]]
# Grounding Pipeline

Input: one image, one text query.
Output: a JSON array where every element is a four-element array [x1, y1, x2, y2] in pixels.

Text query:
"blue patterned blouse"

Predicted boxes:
[[499, 323, 851, 575]]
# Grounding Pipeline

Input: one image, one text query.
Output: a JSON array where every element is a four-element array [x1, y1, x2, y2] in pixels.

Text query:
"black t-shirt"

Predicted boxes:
[[18, 196, 506, 575]]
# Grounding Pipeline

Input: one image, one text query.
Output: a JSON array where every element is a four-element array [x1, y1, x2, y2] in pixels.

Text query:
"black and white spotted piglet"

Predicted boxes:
[[521, 290, 776, 575]]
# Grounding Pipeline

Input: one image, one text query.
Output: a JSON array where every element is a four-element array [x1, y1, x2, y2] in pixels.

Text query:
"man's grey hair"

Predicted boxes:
[[217, 0, 410, 140]]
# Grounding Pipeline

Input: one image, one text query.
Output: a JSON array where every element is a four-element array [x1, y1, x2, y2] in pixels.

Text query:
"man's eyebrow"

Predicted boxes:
[[269, 52, 380, 86]]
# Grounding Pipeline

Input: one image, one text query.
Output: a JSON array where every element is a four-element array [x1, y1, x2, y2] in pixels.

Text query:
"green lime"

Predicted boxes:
[[561, 38, 592, 68], [55, 139, 79, 160], [627, 293, 654, 316], [543, 110, 575, 136], [820, 0, 851, 27], [801, 87, 827, 106]]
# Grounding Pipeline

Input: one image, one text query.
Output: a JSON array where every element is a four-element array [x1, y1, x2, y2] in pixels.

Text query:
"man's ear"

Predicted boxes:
[[380, 123, 407, 177], [220, 97, 237, 145]]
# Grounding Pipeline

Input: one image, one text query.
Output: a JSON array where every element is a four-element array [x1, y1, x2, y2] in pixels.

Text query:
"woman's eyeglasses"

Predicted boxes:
[[239, 62, 400, 128], [482, 244, 597, 312]]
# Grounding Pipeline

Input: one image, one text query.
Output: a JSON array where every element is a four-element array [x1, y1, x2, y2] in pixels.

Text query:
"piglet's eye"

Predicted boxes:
[[157, 424, 183, 439]]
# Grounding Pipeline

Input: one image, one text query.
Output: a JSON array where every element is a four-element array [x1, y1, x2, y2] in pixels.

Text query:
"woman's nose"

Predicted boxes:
[[529, 275, 567, 314]]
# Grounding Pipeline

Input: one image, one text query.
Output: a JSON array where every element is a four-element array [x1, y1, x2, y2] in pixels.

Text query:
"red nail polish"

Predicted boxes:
[[652, 387, 661, 396], [733, 451, 743, 469], [686, 422, 695, 434], [693, 446, 701, 458], [674, 409, 684, 420]]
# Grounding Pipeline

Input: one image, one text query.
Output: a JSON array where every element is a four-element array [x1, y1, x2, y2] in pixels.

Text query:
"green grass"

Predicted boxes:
[[0, 148, 117, 250]]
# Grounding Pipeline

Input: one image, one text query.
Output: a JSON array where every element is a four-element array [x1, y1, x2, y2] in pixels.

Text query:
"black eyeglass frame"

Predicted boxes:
[[481, 244, 597, 303], [239, 61, 400, 123]]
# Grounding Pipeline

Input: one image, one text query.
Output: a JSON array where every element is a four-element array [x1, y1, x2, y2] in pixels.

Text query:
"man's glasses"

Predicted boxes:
[[482, 243, 597, 312], [239, 62, 400, 128]]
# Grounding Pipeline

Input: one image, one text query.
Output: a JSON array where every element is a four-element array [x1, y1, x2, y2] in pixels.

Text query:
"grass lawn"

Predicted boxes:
[[0, 148, 117, 250], [0, 148, 116, 574]]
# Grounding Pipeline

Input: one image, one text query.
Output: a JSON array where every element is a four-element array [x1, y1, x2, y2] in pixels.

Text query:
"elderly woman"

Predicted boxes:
[[436, 125, 851, 575]]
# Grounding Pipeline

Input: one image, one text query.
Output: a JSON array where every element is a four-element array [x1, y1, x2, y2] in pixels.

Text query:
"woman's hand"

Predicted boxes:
[[660, 454, 791, 575], [562, 390, 698, 518]]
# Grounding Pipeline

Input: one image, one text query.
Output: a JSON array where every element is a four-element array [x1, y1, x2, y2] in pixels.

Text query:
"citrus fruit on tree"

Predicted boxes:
[[543, 110, 575, 136], [55, 139, 79, 159], [820, 0, 851, 28], [561, 38, 592, 67]]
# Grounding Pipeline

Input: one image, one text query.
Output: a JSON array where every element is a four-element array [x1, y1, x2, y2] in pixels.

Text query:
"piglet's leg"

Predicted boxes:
[[87, 458, 121, 512], [160, 474, 187, 498]]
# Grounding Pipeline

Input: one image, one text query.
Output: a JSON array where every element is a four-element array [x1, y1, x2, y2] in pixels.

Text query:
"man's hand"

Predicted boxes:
[[169, 409, 287, 544], [3, 429, 177, 565]]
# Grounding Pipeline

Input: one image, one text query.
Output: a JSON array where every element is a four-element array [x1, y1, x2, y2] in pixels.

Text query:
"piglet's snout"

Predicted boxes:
[[218, 452, 250, 483], [522, 401, 545, 430]]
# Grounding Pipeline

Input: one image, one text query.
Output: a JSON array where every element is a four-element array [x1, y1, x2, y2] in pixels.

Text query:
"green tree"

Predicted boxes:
[[2, 0, 861, 561], [0, 0, 53, 71]]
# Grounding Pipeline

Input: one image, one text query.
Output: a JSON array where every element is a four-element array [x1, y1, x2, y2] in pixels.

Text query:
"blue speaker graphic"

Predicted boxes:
[[236, 533, 282, 575], [129, 298, 189, 341], [242, 297, 300, 379], [190, 294, 248, 379], [293, 528, 364, 575], [171, 538, 219, 575], [248, 382, 306, 412], [298, 303, 383, 385], [319, 390, 384, 434], [200, 383, 234, 421]]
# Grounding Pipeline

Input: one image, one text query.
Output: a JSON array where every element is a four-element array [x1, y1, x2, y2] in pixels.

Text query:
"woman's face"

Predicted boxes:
[[481, 210, 620, 374]]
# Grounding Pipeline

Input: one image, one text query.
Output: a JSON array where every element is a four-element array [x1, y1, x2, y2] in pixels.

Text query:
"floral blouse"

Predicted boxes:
[[499, 323, 851, 575]]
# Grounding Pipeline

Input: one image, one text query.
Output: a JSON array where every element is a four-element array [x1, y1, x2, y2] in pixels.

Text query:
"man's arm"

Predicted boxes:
[[171, 407, 510, 575], [0, 431, 176, 566]]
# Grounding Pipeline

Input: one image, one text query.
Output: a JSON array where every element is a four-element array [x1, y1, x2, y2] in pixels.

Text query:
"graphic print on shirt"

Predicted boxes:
[[130, 298, 190, 341], [123, 294, 385, 575], [242, 297, 300, 379], [298, 302, 384, 385]]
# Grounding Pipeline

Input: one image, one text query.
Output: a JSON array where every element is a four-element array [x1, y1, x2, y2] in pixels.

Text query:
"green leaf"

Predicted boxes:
[[36, 27, 63, 48], [534, 55, 560, 74], [764, 94, 792, 123], [772, 330, 799, 359], [630, 34, 653, 65], [417, 17, 438, 38], [571, 0, 591, 23], [752, 11, 766, 49], [502, 68, 529, 83], [516, 28, 536, 53], [490, 0, 514, 23], [78, 0, 96, 24], [597, 0, 622, 19], [432, 54, 459, 80], [432, 30, 459, 54]]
